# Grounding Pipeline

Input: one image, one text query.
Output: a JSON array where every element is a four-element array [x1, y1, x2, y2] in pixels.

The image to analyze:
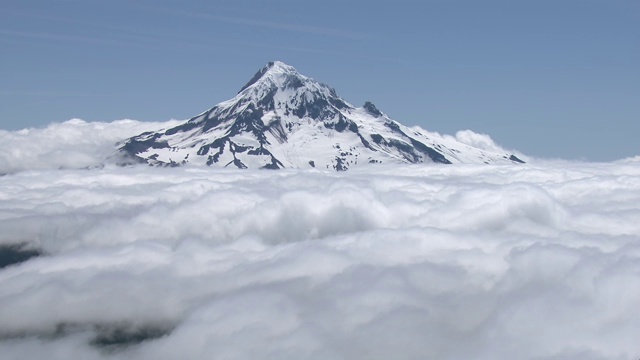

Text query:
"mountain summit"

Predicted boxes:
[[119, 61, 525, 170]]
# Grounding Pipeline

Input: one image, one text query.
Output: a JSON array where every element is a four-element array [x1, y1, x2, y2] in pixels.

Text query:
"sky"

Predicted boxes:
[[0, 0, 638, 161]]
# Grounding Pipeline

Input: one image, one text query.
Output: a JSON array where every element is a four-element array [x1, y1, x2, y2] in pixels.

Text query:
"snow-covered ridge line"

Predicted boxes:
[[119, 61, 526, 170]]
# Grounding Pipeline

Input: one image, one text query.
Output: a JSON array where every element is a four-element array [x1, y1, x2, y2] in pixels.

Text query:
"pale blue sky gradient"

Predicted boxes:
[[1, 0, 638, 161]]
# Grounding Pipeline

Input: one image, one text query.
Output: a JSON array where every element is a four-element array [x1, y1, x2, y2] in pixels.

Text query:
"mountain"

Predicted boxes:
[[118, 61, 525, 170]]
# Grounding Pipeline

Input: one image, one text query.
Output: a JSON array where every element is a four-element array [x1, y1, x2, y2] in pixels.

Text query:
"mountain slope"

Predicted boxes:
[[119, 61, 525, 170]]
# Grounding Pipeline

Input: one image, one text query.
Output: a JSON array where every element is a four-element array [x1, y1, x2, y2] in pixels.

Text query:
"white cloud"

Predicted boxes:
[[617, 155, 640, 163], [0, 132, 639, 359], [0, 119, 181, 174], [454, 129, 508, 153]]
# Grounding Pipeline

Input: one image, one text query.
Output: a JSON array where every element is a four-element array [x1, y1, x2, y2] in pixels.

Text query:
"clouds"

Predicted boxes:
[[0, 148, 639, 359], [454, 129, 511, 154], [0, 119, 180, 174]]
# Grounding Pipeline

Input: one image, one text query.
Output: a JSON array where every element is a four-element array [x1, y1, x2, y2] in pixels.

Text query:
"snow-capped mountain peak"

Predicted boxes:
[[119, 61, 525, 170], [230, 60, 348, 123], [239, 60, 309, 92]]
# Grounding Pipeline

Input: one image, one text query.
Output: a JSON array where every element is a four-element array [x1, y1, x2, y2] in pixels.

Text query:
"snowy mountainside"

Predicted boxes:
[[119, 61, 525, 170]]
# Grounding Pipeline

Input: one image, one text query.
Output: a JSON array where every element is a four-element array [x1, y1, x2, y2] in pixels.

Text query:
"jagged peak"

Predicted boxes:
[[232, 61, 348, 117], [264, 61, 299, 75], [238, 61, 305, 93]]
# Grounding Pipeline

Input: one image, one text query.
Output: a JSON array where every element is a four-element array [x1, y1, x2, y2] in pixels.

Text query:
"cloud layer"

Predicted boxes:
[[0, 119, 181, 174], [1, 157, 639, 359]]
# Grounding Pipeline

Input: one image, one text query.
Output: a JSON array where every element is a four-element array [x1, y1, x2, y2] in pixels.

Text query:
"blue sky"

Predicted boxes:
[[1, 0, 638, 161]]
